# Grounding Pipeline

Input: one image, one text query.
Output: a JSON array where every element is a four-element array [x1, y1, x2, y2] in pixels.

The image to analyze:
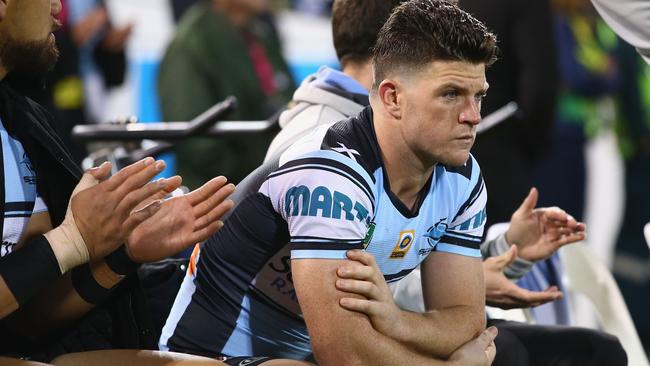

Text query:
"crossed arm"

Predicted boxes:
[[293, 251, 488, 366]]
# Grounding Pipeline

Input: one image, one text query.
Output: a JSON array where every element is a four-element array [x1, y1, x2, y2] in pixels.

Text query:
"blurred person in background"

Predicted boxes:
[[591, 0, 650, 65], [613, 42, 650, 351], [522, 0, 617, 323], [7, 0, 133, 164], [170, 0, 199, 22], [458, 0, 558, 227], [67, 0, 132, 124], [290, 0, 332, 16], [532, 0, 621, 221], [158, 0, 295, 189]]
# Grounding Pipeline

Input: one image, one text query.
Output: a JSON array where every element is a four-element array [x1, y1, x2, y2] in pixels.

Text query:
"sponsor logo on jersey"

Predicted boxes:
[[424, 218, 448, 248], [390, 230, 415, 259], [362, 221, 376, 249], [285, 185, 370, 223], [332, 142, 361, 162], [20, 154, 36, 185]]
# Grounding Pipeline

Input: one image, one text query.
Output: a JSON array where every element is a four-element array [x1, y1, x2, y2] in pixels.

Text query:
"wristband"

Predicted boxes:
[[0, 236, 62, 305], [43, 171, 101, 274], [44, 215, 89, 274], [484, 232, 534, 279], [105, 246, 139, 276], [71, 263, 114, 304]]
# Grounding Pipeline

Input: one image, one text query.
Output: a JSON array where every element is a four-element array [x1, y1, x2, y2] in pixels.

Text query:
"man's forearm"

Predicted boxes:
[[3, 256, 127, 338], [313, 312, 459, 366], [0, 235, 62, 319], [389, 305, 485, 359]]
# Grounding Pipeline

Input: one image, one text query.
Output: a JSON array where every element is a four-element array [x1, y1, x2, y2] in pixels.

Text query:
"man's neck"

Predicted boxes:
[[341, 61, 373, 91], [372, 102, 435, 210]]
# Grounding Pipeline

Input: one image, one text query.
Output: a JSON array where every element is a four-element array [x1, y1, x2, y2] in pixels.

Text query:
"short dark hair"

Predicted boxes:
[[332, 0, 405, 66], [372, 0, 498, 89]]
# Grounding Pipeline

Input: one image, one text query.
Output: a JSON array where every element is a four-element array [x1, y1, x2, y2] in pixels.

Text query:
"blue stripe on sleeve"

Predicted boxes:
[[435, 243, 482, 258]]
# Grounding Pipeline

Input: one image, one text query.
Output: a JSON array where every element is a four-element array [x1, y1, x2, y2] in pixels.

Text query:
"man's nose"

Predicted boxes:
[[459, 100, 481, 125]]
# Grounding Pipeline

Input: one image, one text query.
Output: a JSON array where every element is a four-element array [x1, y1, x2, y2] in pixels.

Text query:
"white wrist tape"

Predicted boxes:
[[44, 172, 98, 274]]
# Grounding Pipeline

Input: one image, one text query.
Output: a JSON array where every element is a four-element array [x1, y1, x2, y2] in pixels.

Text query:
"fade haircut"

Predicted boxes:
[[372, 0, 498, 90], [332, 0, 405, 66]]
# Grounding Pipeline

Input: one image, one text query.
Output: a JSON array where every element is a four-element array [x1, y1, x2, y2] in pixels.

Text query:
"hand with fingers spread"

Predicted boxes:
[[336, 250, 404, 339], [506, 187, 586, 262], [484, 246, 562, 309], [448, 327, 498, 366], [43, 158, 169, 273], [72, 158, 171, 258], [126, 176, 235, 263]]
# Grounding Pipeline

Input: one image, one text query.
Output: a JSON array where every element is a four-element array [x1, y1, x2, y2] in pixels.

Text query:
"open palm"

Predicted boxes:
[[127, 176, 235, 263], [507, 188, 586, 262]]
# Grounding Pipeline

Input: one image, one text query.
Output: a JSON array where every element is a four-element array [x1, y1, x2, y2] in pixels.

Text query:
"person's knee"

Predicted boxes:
[[587, 331, 627, 366], [492, 327, 531, 366]]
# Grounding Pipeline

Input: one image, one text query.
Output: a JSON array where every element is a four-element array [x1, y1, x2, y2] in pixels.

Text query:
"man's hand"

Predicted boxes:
[[448, 327, 498, 366], [336, 250, 405, 339], [102, 23, 134, 51], [506, 187, 586, 262], [71, 6, 108, 46], [484, 246, 562, 309], [72, 158, 170, 260], [126, 176, 235, 263]]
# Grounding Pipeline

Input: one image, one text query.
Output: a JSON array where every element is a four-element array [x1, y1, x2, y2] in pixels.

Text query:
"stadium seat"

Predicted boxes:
[[561, 243, 650, 366]]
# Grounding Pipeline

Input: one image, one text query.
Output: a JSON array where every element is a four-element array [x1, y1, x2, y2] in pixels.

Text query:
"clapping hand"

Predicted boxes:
[[506, 188, 586, 262], [484, 246, 562, 309]]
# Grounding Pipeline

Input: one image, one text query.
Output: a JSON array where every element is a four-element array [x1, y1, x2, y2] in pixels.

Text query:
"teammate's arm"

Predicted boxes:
[[293, 258, 484, 366], [0, 162, 233, 333]]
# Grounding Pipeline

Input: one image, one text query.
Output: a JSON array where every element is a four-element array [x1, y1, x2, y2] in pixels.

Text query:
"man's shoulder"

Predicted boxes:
[[281, 108, 378, 168]]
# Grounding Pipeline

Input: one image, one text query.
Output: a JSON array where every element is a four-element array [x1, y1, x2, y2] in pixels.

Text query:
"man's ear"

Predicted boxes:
[[377, 79, 402, 120]]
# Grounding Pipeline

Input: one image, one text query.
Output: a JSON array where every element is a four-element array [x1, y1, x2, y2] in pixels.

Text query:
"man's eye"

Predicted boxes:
[[475, 92, 487, 102], [444, 91, 458, 100]]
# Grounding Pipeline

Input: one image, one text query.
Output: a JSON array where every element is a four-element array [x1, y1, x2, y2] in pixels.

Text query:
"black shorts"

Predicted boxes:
[[222, 356, 275, 366]]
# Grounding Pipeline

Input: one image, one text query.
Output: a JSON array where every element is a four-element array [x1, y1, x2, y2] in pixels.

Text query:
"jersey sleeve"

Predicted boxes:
[[260, 150, 375, 260], [437, 156, 486, 258]]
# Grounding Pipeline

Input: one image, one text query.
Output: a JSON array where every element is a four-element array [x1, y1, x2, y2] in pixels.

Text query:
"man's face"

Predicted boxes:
[[398, 60, 488, 167], [0, 0, 62, 76]]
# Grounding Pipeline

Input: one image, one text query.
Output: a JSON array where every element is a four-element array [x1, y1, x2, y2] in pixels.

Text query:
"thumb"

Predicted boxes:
[[86, 161, 112, 181], [123, 199, 163, 234], [71, 164, 110, 197], [516, 187, 538, 214], [477, 327, 499, 349], [495, 245, 518, 268]]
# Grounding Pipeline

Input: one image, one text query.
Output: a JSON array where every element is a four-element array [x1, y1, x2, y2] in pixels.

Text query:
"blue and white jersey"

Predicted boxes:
[[160, 107, 486, 360], [0, 119, 47, 257]]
